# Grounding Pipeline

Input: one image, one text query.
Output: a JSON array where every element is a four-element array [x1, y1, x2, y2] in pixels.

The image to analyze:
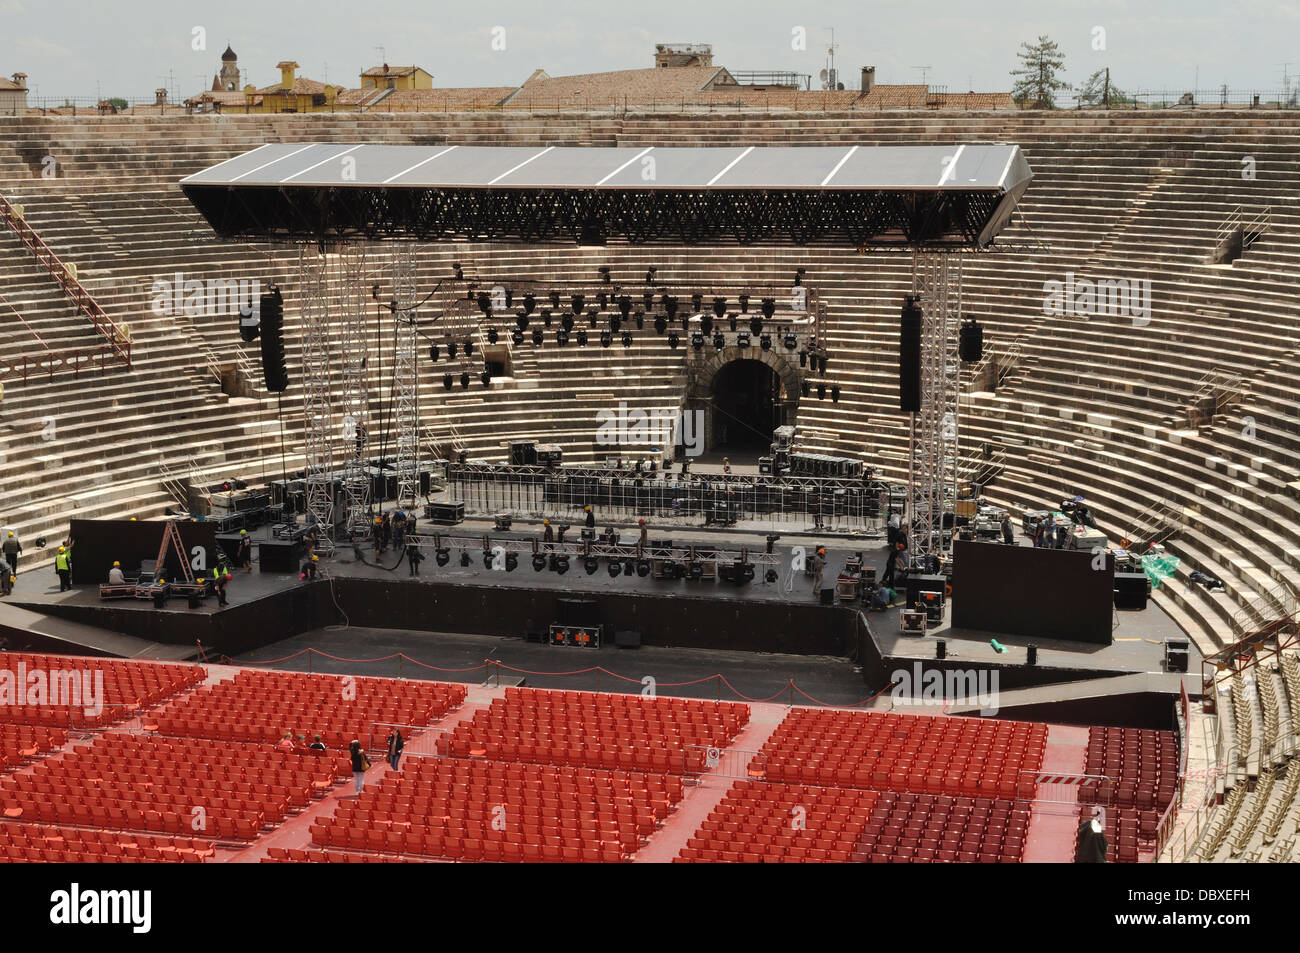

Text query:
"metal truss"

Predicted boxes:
[[185, 187, 1008, 248], [906, 251, 962, 567], [392, 242, 421, 509], [338, 244, 371, 538], [404, 533, 781, 568], [299, 244, 335, 553]]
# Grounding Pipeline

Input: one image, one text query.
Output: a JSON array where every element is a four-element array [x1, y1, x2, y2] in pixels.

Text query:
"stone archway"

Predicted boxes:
[[685, 347, 803, 454]]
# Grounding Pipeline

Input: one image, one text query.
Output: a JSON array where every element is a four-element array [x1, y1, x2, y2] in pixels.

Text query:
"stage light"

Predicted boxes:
[[600, 330, 612, 348], [532, 554, 547, 572], [571, 293, 585, 314], [542, 309, 553, 327], [504, 288, 514, 309], [481, 370, 492, 388], [460, 551, 471, 567], [482, 551, 494, 570], [691, 331, 704, 351], [701, 313, 714, 336], [607, 560, 621, 577], [554, 556, 569, 574], [512, 330, 524, 346], [645, 267, 656, 285], [577, 329, 588, 347], [817, 382, 826, 399], [635, 311, 645, 330], [762, 297, 776, 320], [799, 349, 808, 367], [549, 290, 562, 310], [599, 266, 611, 284], [618, 295, 632, 318], [460, 372, 470, 390], [690, 292, 703, 314], [587, 309, 598, 328], [447, 341, 458, 360], [516, 313, 529, 331], [443, 373, 454, 390], [561, 312, 575, 332], [453, 263, 464, 280], [464, 339, 474, 357], [713, 332, 725, 349], [531, 327, 544, 346], [819, 355, 828, 375], [738, 293, 750, 313], [750, 316, 763, 336], [477, 291, 492, 315], [609, 314, 621, 333], [765, 569, 778, 583], [523, 292, 536, 315], [663, 295, 678, 320], [712, 297, 727, 318], [636, 559, 651, 577], [597, 292, 608, 309], [642, 292, 654, 312], [654, 315, 668, 335], [435, 547, 450, 566], [736, 331, 750, 348], [832, 384, 841, 402], [505, 552, 518, 571], [689, 561, 703, 580], [668, 332, 679, 349], [760, 333, 772, 351], [429, 344, 440, 362], [584, 557, 599, 575], [557, 328, 570, 346], [784, 331, 798, 350], [728, 314, 738, 332], [487, 327, 499, 344], [622, 332, 633, 348], [793, 268, 805, 286], [801, 380, 811, 397]]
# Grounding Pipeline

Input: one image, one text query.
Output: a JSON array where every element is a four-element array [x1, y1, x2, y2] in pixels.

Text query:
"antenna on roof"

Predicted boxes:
[[911, 66, 932, 87]]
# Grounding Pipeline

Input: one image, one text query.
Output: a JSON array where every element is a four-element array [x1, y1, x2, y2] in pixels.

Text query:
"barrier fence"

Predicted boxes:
[[366, 722, 450, 760]]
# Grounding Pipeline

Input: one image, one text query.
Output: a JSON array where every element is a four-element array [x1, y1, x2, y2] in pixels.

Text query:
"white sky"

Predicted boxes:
[[2, 0, 1297, 101]]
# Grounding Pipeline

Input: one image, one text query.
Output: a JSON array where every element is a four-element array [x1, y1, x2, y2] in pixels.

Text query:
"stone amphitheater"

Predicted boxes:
[[1, 107, 1299, 864]]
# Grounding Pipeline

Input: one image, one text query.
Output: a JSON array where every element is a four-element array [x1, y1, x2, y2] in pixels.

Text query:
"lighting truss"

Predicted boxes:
[[338, 244, 371, 538], [392, 242, 421, 510], [299, 244, 335, 553]]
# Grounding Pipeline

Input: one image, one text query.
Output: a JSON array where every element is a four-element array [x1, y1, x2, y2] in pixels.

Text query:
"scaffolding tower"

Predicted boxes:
[[300, 244, 335, 553], [338, 244, 371, 538], [392, 242, 421, 510], [906, 251, 962, 568]]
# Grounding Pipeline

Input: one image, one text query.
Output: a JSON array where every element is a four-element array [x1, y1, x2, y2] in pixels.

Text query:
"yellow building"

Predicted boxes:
[[359, 65, 433, 91], [245, 61, 340, 113]]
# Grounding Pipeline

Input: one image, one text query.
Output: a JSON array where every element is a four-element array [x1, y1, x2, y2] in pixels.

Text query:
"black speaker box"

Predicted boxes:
[[906, 574, 947, 609], [1114, 572, 1149, 610], [819, 587, 836, 606], [899, 297, 922, 412], [258, 539, 300, 573]]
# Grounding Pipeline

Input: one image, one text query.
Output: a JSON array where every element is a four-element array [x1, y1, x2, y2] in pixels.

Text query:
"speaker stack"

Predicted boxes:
[[259, 285, 289, 393], [959, 318, 984, 363], [899, 295, 922, 413]]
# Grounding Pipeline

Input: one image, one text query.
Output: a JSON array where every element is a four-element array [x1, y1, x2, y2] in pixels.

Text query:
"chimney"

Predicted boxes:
[[277, 61, 299, 90], [861, 66, 875, 94], [12, 73, 27, 90], [155, 87, 167, 105]]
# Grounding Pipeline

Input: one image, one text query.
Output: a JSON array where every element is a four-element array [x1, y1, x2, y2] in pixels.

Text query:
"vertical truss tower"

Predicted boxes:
[[300, 244, 335, 552], [906, 251, 962, 567], [392, 242, 421, 510], [339, 244, 371, 538]]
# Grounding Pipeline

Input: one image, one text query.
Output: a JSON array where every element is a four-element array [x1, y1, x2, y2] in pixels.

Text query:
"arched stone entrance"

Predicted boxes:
[[685, 348, 803, 455]]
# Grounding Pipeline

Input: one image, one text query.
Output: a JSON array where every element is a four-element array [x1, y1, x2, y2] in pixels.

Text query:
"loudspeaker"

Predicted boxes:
[[258, 539, 299, 573], [899, 295, 922, 412], [556, 598, 600, 628], [819, 587, 836, 605], [259, 285, 289, 393], [614, 630, 642, 649], [906, 574, 947, 609], [959, 318, 984, 363], [1114, 572, 1149, 610]]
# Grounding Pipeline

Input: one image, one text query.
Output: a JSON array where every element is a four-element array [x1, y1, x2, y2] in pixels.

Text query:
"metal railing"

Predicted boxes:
[[681, 744, 767, 781], [365, 722, 451, 760], [0, 193, 132, 369]]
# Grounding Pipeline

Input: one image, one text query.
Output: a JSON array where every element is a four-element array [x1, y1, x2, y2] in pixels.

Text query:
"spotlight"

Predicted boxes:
[[738, 293, 750, 313], [532, 554, 547, 572], [690, 292, 703, 314], [599, 266, 611, 284], [482, 551, 495, 570], [607, 560, 621, 578], [477, 291, 492, 315], [522, 292, 536, 315], [549, 290, 562, 310], [819, 355, 828, 375], [586, 309, 598, 328], [760, 333, 772, 351], [481, 370, 492, 388], [635, 311, 645, 330], [762, 297, 776, 319], [584, 557, 599, 575], [460, 372, 470, 390], [799, 350, 808, 368], [609, 314, 622, 333], [784, 331, 798, 350], [750, 316, 763, 336], [817, 382, 826, 399], [443, 373, 453, 390], [736, 331, 751, 348], [623, 559, 635, 576], [531, 327, 544, 346], [712, 332, 725, 349], [621, 332, 633, 348], [701, 313, 714, 336], [512, 330, 524, 346], [435, 547, 450, 566], [765, 568, 779, 583], [597, 292, 608, 310], [712, 297, 727, 318], [831, 384, 841, 402], [801, 380, 811, 397], [642, 292, 654, 312], [645, 267, 656, 285], [668, 332, 679, 349], [691, 331, 704, 351], [447, 341, 458, 360], [600, 330, 612, 348], [557, 328, 570, 346], [516, 313, 529, 331], [663, 295, 678, 320], [464, 339, 474, 357], [429, 344, 440, 362], [554, 556, 569, 575], [728, 314, 738, 332], [577, 329, 588, 347], [504, 288, 514, 309], [487, 327, 498, 344], [542, 309, 553, 327], [505, 552, 518, 571], [636, 559, 651, 577], [570, 293, 585, 314], [688, 561, 703, 580], [561, 312, 575, 332], [459, 551, 471, 567], [653, 315, 668, 335], [618, 295, 632, 318]]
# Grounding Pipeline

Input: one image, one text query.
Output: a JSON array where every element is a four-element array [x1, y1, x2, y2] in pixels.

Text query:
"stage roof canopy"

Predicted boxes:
[[180, 143, 1032, 248]]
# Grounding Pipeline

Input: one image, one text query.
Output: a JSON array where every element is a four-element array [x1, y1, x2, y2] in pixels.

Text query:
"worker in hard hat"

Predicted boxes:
[[0, 554, 12, 596], [300, 553, 319, 582], [1, 531, 20, 575], [542, 518, 554, 551], [584, 505, 595, 530], [107, 561, 126, 585], [237, 529, 252, 572], [54, 544, 73, 592]]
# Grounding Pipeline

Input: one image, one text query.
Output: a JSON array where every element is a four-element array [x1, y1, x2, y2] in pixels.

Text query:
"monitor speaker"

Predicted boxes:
[[1114, 572, 1149, 610]]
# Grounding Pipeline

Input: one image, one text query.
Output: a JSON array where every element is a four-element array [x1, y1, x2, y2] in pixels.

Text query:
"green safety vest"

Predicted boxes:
[[55, 551, 71, 571]]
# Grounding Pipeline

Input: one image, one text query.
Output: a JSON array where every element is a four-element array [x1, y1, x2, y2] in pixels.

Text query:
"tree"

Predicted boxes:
[[1011, 35, 1070, 108], [107, 97, 128, 111], [1077, 69, 1136, 107]]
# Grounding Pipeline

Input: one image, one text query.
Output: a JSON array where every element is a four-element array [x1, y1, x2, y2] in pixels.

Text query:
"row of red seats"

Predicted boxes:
[[0, 724, 66, 770], [1085, 726, 1179, 813], [0, 824, 213, 863], [0, 654, 204, 728], [263, 848, 420, 863]]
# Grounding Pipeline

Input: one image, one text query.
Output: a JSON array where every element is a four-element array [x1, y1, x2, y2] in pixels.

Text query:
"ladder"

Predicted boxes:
[[154, 521, 196, 585]]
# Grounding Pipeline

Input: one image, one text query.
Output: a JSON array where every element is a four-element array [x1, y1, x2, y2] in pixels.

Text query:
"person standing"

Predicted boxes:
[[0, 556, 11, 597], [638, 518, 648, 549], [1, 532, 20, 575], [406, 541, 424, 576], [811, 546, 826, 596], [236, 530, 252, 572], [349, 739, 371, 796], [542, 519, 554, 551], [584, 505, 595, 529], [54, 544, 73, 592], [386, 728, 404, 771], [1001, 515, 1014, 545]]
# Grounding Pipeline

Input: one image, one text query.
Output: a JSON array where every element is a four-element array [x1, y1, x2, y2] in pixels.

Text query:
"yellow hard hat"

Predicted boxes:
[[543, 519, 550, 525], [311, 554, 318, 562], [58, 546, 66, 553], [113, 561, 120, 567], [130, 517, 137, 521], [6, 531, 12, 537]]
